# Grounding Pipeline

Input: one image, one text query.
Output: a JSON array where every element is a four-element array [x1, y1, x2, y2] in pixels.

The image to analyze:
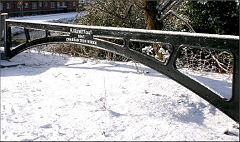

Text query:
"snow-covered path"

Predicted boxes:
[[0, 50, 239, 141], [10, 12, 81, 22], [8, 12, 85, 36]]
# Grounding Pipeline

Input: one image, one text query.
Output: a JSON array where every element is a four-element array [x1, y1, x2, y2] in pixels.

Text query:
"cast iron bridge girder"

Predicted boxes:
[[2, 19, 239, 122]]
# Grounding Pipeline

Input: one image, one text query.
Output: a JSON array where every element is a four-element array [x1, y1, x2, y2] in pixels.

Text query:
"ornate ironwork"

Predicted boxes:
[[1, 19, 239, 122]]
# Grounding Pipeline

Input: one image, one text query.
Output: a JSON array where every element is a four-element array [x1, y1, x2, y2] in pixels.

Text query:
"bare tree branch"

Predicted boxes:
[[158, 0, 175, 12], [211, 54, 229, 73], [163, 0, 183, 12], [95, 0, 124, 20], [159, 10, 196, 33], [132, 0, 146, 10]]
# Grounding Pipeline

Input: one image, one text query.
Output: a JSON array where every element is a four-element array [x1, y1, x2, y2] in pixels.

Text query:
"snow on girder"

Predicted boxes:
[[5, 19, 239, 40], [2, 19, 240, 123]]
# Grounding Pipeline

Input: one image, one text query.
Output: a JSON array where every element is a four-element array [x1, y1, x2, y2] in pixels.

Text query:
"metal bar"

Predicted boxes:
[[5, 19, 238, 51], [3, 20, 239, 122], [0, 15, 1, 40], [10, 36, 68, 58], [24, 28, 31, 42], [0, 13, 9, 59], [0, 13, 8, 41], [4, 23, 12, 59], [45, 30, 50, 38]]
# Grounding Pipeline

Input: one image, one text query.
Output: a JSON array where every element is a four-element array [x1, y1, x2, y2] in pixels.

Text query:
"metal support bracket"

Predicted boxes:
[[2, 19, 239, 122]]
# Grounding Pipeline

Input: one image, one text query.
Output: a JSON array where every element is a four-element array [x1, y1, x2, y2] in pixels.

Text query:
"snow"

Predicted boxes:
[[0, 49, 239, 141], [6, 18, 238, 40], [179, 68, 232, 99], [0, 11, 239, 141], [9, 12, 86, 35], [10, 12, 81, 22]]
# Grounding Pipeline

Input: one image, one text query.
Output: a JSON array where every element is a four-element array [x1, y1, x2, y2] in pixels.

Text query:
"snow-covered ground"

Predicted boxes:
[[1, 12, 82, 53], [10, 12, 81, 22], [0, 11, 239, 141], [0, 49, 239, 141], [9, 12, 85, 35]]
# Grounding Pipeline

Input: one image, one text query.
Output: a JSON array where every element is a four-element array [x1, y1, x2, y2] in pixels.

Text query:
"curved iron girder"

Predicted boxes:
[[4, 19, 239, 122]]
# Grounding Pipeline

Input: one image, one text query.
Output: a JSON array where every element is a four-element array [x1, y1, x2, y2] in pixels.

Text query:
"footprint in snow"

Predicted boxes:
[[1, 88, 9, 93], [40, 124, 52, 129], [21, 139, 34, 141]]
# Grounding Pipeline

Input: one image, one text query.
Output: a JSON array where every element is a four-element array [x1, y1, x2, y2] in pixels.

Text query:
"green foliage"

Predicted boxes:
[[180, 1, 239, 35]]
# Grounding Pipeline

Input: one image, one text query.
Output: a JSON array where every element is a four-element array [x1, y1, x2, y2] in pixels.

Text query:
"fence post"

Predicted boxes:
[[0, 13, 9, 60], [0, 14, 1, 41], [1, 13, 8, 41]]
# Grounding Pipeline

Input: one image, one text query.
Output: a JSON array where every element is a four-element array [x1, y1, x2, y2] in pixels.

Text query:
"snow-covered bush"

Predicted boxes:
[[142, 45, 154, 56], [75, 0, 146, 28], [176, 47, 234, 74]]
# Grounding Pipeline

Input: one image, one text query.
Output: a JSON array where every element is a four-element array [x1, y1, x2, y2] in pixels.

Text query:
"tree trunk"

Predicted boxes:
[[142, 0, 163, 30], [142, 0, 164, 60]]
